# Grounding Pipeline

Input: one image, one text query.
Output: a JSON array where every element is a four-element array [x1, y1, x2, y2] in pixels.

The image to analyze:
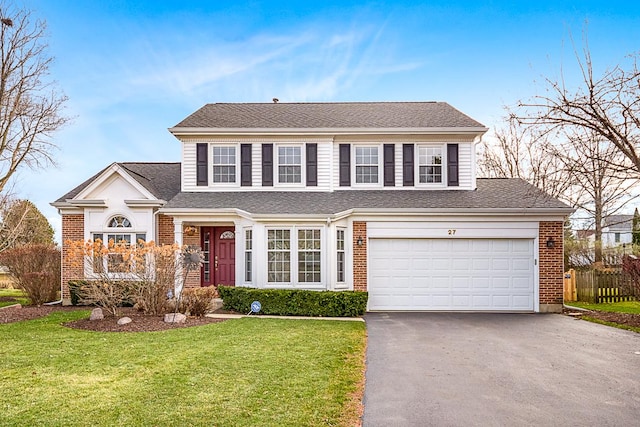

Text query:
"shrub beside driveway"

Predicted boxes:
[[0, 311, 366, 426]]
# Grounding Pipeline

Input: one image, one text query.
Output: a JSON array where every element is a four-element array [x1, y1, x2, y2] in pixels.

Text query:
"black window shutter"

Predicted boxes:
[[403, 144, 414, 186], [196, 143, 208, 186], [339, 144, 351, 187], [262, 144, 273, 186], [306, 143, 318, 186], [383, 144, 395, 186], [240, 144, 252, 186], [447, 144, 459, 186]]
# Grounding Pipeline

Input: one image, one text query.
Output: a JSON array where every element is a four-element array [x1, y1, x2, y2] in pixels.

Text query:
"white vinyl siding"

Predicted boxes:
[[458, 142, 472, 189]]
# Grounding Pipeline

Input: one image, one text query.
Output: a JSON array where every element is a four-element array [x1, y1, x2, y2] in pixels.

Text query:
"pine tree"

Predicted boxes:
[[632, 208, 640, 246]]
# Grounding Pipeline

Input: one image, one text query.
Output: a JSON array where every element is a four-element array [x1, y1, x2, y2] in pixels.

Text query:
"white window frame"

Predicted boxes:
[[244, 228, 253, 283], [336, 227, 346, 283], [266, 226, 324, 287], [211, 144, 239, 185], [276, 144, 304, 186], [416, 144, 445, 186], [90, 215, 147, 278], [353, 145, 381, 186]]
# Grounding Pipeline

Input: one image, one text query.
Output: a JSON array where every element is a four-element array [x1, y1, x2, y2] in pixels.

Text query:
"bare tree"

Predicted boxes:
[[517, 36, 640, 175], [548, 130, 639, 262], [478, 113, 571, 199], [0, 2, 69, 193]]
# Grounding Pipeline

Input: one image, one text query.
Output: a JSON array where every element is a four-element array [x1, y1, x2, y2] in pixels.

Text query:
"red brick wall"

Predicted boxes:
[[61, 214, 84, 302], [353, 221, 367, 291], [157, 214, 175, 245], [539, 221, 564, 306]]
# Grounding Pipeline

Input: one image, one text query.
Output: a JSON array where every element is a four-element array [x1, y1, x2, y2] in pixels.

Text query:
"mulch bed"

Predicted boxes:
[[577, 311, 640, 328], [0, 304, 226, 332]]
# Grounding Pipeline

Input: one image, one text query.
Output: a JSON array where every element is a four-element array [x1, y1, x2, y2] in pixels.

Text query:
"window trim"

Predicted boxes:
[[90, 231, 147, 277], [275, 144, 305, 186], [353, 145, 382, 187], [336, 228, 346, 283], [211, 144, 239, 186], [244, 228, 253, 283], [266, 226, 324, 287], [416, 144, 446, 187]]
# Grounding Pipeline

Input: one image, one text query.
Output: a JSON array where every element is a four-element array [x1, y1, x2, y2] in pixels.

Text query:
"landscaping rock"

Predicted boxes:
[[117, 317, 132, 325], [164, 313, 186, 324], [90, 308, 104, 321]]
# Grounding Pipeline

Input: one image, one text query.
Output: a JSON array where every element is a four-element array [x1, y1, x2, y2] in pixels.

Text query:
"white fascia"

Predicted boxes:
[[168, 127, 489, 137], [74, 163, 158, 202]]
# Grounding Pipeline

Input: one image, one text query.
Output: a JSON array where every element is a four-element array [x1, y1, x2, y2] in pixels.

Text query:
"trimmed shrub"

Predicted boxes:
[[217, 286, 368, 317], [68, 280, 87, 306], [0, 244, 61, 305], [180, 287, 217, 317]]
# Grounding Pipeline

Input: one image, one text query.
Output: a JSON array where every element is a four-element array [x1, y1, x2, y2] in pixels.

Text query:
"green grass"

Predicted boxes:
[[0, 288, 29, 307], [567, 300, 640, 314], [0, 311, 366, 426]]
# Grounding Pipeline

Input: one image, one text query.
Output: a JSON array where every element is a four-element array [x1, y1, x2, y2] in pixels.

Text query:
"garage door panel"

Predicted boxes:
[[369, 238, 535, 312]]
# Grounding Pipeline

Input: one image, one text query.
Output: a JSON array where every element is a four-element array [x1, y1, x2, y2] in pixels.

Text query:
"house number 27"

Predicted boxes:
[[448, 229, 456, 235]]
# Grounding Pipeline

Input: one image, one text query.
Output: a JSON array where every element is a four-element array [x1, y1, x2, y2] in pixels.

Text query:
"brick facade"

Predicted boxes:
[[157, 214, 175, 245], [353, 221, 367, 291], [538, 221, 564, 311], [61, 214, 84, 302]]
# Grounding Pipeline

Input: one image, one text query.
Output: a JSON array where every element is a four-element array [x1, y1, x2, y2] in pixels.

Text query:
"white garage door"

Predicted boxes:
[[369, 239, 535, 311]]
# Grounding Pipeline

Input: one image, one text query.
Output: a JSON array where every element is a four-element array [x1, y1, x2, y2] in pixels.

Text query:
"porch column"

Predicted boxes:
[[173, 218, 184, 295], [173, 218, 184, 246]]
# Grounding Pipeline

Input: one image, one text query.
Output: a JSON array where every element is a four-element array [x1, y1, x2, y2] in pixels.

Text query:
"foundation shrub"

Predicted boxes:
[[179, 287, 217, 317], [218, 286, 368, 317]]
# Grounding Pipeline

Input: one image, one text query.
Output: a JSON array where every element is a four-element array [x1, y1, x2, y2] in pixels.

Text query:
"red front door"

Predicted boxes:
[[201, 227, 235, 287]]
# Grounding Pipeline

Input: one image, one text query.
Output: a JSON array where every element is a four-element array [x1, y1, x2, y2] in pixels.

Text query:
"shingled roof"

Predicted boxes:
[[53, 162, 181, 204], [171, 102, 486, 130], [162, 179, 572, 215]]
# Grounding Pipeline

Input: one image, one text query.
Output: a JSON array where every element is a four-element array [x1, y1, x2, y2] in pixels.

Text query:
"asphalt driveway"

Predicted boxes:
[[363, 312, 640, 426]]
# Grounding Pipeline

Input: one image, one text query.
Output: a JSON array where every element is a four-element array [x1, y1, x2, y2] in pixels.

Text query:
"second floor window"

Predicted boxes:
[[278, 146, 302, 183], [213, 146, 236, 183], [418, 146, 443, 183], [355, 146, 379, 184]]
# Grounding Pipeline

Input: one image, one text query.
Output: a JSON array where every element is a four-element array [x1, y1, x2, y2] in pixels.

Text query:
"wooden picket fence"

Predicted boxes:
[[564, 268, 637, 303]]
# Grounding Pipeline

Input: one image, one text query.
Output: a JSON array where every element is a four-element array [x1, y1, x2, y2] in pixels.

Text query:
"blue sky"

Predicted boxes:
[[12, 0, 640, 240]]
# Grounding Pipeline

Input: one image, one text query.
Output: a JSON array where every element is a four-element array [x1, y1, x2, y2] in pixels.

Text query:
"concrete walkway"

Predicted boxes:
[[363, 312, 640, 426]]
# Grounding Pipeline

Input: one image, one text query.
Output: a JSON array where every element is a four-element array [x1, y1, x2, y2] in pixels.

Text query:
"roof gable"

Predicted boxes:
[[52, 162, 181, 206]]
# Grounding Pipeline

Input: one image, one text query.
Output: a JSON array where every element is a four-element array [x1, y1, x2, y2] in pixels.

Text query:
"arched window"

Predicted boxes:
[[108, 215, 131, 228]]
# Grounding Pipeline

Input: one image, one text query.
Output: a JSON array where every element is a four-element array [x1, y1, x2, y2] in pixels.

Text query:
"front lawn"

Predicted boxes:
[[0, 288, 29, 307], [567, 300, 640, 314], [0, 311, 366, 426]]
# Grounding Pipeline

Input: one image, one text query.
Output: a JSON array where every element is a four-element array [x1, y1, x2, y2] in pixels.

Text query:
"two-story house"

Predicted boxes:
[[53, 102, 572, 312]]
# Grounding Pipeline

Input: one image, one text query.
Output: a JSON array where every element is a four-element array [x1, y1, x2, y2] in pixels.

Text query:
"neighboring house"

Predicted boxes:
[[52, 102, 572, 312], [602, 215, 634, 247]]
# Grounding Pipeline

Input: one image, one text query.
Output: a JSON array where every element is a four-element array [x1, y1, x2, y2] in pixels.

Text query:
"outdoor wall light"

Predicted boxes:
[[357, 236, 363, 246], [184, 225, 197, 236], [546, 237, 555, 248]]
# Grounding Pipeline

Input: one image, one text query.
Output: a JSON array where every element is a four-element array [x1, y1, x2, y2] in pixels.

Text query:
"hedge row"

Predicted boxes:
[[217, 286, 368, 317]]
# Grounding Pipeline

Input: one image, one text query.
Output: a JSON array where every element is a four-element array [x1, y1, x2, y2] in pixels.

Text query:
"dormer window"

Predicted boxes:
[[213, 146, 237, 183]]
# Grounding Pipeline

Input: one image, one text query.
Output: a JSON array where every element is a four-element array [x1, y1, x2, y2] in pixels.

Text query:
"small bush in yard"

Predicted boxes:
[[218, 286, 368, 317], [180, 287, 217, 316], [0, 244, 60, 305]]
